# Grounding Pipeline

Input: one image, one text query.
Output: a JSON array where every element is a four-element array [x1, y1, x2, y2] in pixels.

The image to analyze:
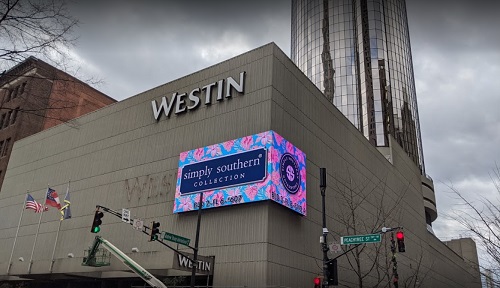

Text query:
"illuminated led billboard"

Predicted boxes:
[[173, 130, 306, 215]]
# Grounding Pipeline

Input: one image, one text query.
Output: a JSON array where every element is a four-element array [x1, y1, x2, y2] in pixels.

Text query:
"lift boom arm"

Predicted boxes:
[[84, 236, 167, 288]]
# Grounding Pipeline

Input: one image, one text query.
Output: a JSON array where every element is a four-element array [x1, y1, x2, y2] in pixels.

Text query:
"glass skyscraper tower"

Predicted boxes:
[[291, 0, 424, 172]]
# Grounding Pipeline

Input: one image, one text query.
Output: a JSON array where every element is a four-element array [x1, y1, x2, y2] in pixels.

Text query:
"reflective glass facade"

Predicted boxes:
[[291, 0, 424, 172]]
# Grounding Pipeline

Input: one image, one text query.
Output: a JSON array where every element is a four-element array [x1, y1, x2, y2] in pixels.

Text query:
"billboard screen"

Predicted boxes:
[[173, 130, 306, 215]]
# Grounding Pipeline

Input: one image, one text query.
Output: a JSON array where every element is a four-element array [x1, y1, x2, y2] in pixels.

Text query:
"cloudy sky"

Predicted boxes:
[[56, 0, 500, 240]]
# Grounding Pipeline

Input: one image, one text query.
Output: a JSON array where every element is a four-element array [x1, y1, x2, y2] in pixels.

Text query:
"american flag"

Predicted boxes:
[[25, 194, 43, 213]]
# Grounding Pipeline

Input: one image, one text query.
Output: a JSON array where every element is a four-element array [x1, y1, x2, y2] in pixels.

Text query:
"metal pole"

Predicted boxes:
[[7, 191, 29, 274], [391, 232, 399, 288], [190, 191, 204, 288], [28, 187, 48, 274], [49, 180, 70, 272], [320, 168, 329, 287], [49, 219, 63, 272]]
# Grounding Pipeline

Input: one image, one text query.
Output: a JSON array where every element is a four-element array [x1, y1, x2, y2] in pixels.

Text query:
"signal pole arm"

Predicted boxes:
[[84, 236, 168, 288], [92, 205, 197, 259]]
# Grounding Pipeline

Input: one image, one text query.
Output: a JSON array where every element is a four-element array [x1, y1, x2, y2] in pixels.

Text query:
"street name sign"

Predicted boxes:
[[341, 233, 381, 245], [163, 232, 191, 246]]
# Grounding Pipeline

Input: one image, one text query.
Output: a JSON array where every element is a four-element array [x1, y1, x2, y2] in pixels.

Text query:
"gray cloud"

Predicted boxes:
[[407, 0, 500, 52], [68, 0, 291, 99], [407, 0, 500, 238]]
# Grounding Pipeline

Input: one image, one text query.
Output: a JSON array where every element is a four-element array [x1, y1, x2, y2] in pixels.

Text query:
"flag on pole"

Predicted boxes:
[[45, 188, 61, 209], [59, 189, 71, 220], [25, 194, 43, 213]]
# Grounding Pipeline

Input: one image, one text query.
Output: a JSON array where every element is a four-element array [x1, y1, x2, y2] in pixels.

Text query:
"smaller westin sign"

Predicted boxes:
[[341, 234, 381, 245], [173, 252, 214, 275]]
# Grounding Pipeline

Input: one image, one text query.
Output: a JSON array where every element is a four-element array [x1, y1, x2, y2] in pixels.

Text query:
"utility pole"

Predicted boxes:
[[391, 232, 399, 288], [320, 168, 329, 287], [190, 191, 204, 288]]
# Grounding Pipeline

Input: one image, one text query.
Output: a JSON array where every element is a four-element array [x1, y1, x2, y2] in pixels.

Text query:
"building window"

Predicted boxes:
[[3, 111, 11, 129], [10, 108, 19, 125], [0, 114, 5, 129], [4, 90, 11, 102], [11, 86, 18, 99], [19, 82, 27, 95], [1, 138, 10, 157], [0, 141, 4, 156]]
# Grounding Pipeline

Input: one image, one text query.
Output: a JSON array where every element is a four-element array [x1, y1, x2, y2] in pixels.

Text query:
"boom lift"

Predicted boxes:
[[83, 236, 167, 288]]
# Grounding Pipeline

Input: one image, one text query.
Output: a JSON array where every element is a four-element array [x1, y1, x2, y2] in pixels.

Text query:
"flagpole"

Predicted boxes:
[[7, 191, 29, 274], [49, 180, 70, 272], [48, 218, 63, 273], [28, 186, 48, 274]]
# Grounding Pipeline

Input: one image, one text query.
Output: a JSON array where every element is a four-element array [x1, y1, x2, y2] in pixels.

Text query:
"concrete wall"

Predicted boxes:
[[265, 44, 480, 287], [445, 238, 481, 277], [0, 43, 481, 287]]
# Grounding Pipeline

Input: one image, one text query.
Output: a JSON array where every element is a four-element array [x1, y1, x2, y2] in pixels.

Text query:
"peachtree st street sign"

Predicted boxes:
[[152, 71, 246, 120], [341, 233, 382, 245]]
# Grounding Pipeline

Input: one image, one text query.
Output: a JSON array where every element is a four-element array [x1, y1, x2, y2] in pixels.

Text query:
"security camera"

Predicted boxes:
[[67, 253, 74, 258], [132, 247, 139, 253], [18, 257, 24, 262]]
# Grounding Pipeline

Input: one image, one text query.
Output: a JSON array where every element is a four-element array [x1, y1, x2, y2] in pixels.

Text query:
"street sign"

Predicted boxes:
[[163, 232, 191, 246], [329, 243, 342, 253], [121, 208, 131, 223], [132, 218, 143, 230], [173, 252, 214, 275], [341, 233, 381, 245]]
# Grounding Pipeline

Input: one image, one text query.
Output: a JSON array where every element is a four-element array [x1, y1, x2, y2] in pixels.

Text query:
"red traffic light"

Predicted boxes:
[[396, 231, 406, 252], [314, 276, 321, 286], [396, 231, 404, 240]]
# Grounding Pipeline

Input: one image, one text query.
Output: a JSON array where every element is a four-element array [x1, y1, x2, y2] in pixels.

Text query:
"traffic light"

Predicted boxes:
[[396, 231, 405, 252], [91, 211, 104, 233], [327, 259, 338, 285], [313, 276, 322, 288], [150, 221, 160, 241]]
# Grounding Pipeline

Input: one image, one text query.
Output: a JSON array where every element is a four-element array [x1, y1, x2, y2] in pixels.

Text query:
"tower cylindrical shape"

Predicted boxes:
[[291, 0, 425, 172]]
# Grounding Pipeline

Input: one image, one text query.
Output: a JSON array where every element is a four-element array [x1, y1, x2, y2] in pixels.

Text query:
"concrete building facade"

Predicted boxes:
[[0, 44, 480, 287], [0, 57, 116, 189]]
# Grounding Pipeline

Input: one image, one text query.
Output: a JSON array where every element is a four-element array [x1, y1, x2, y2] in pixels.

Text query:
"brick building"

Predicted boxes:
[[0, 57, 116, 189]]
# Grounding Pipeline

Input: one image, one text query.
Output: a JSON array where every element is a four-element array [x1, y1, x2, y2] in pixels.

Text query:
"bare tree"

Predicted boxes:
[[446, 164, 500, 286], [0, 0, 78, 70], [0, 1, 109, 129], [327, 165, 430, 288], [0, 0, 114, 128]]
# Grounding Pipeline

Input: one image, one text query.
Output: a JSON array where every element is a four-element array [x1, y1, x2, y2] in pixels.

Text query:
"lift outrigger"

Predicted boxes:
[[83, 236, 168, 288]]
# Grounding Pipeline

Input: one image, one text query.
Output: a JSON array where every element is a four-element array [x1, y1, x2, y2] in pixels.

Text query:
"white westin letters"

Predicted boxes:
[[152, 71, 246, 120], [177, 253, 211, 272]]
